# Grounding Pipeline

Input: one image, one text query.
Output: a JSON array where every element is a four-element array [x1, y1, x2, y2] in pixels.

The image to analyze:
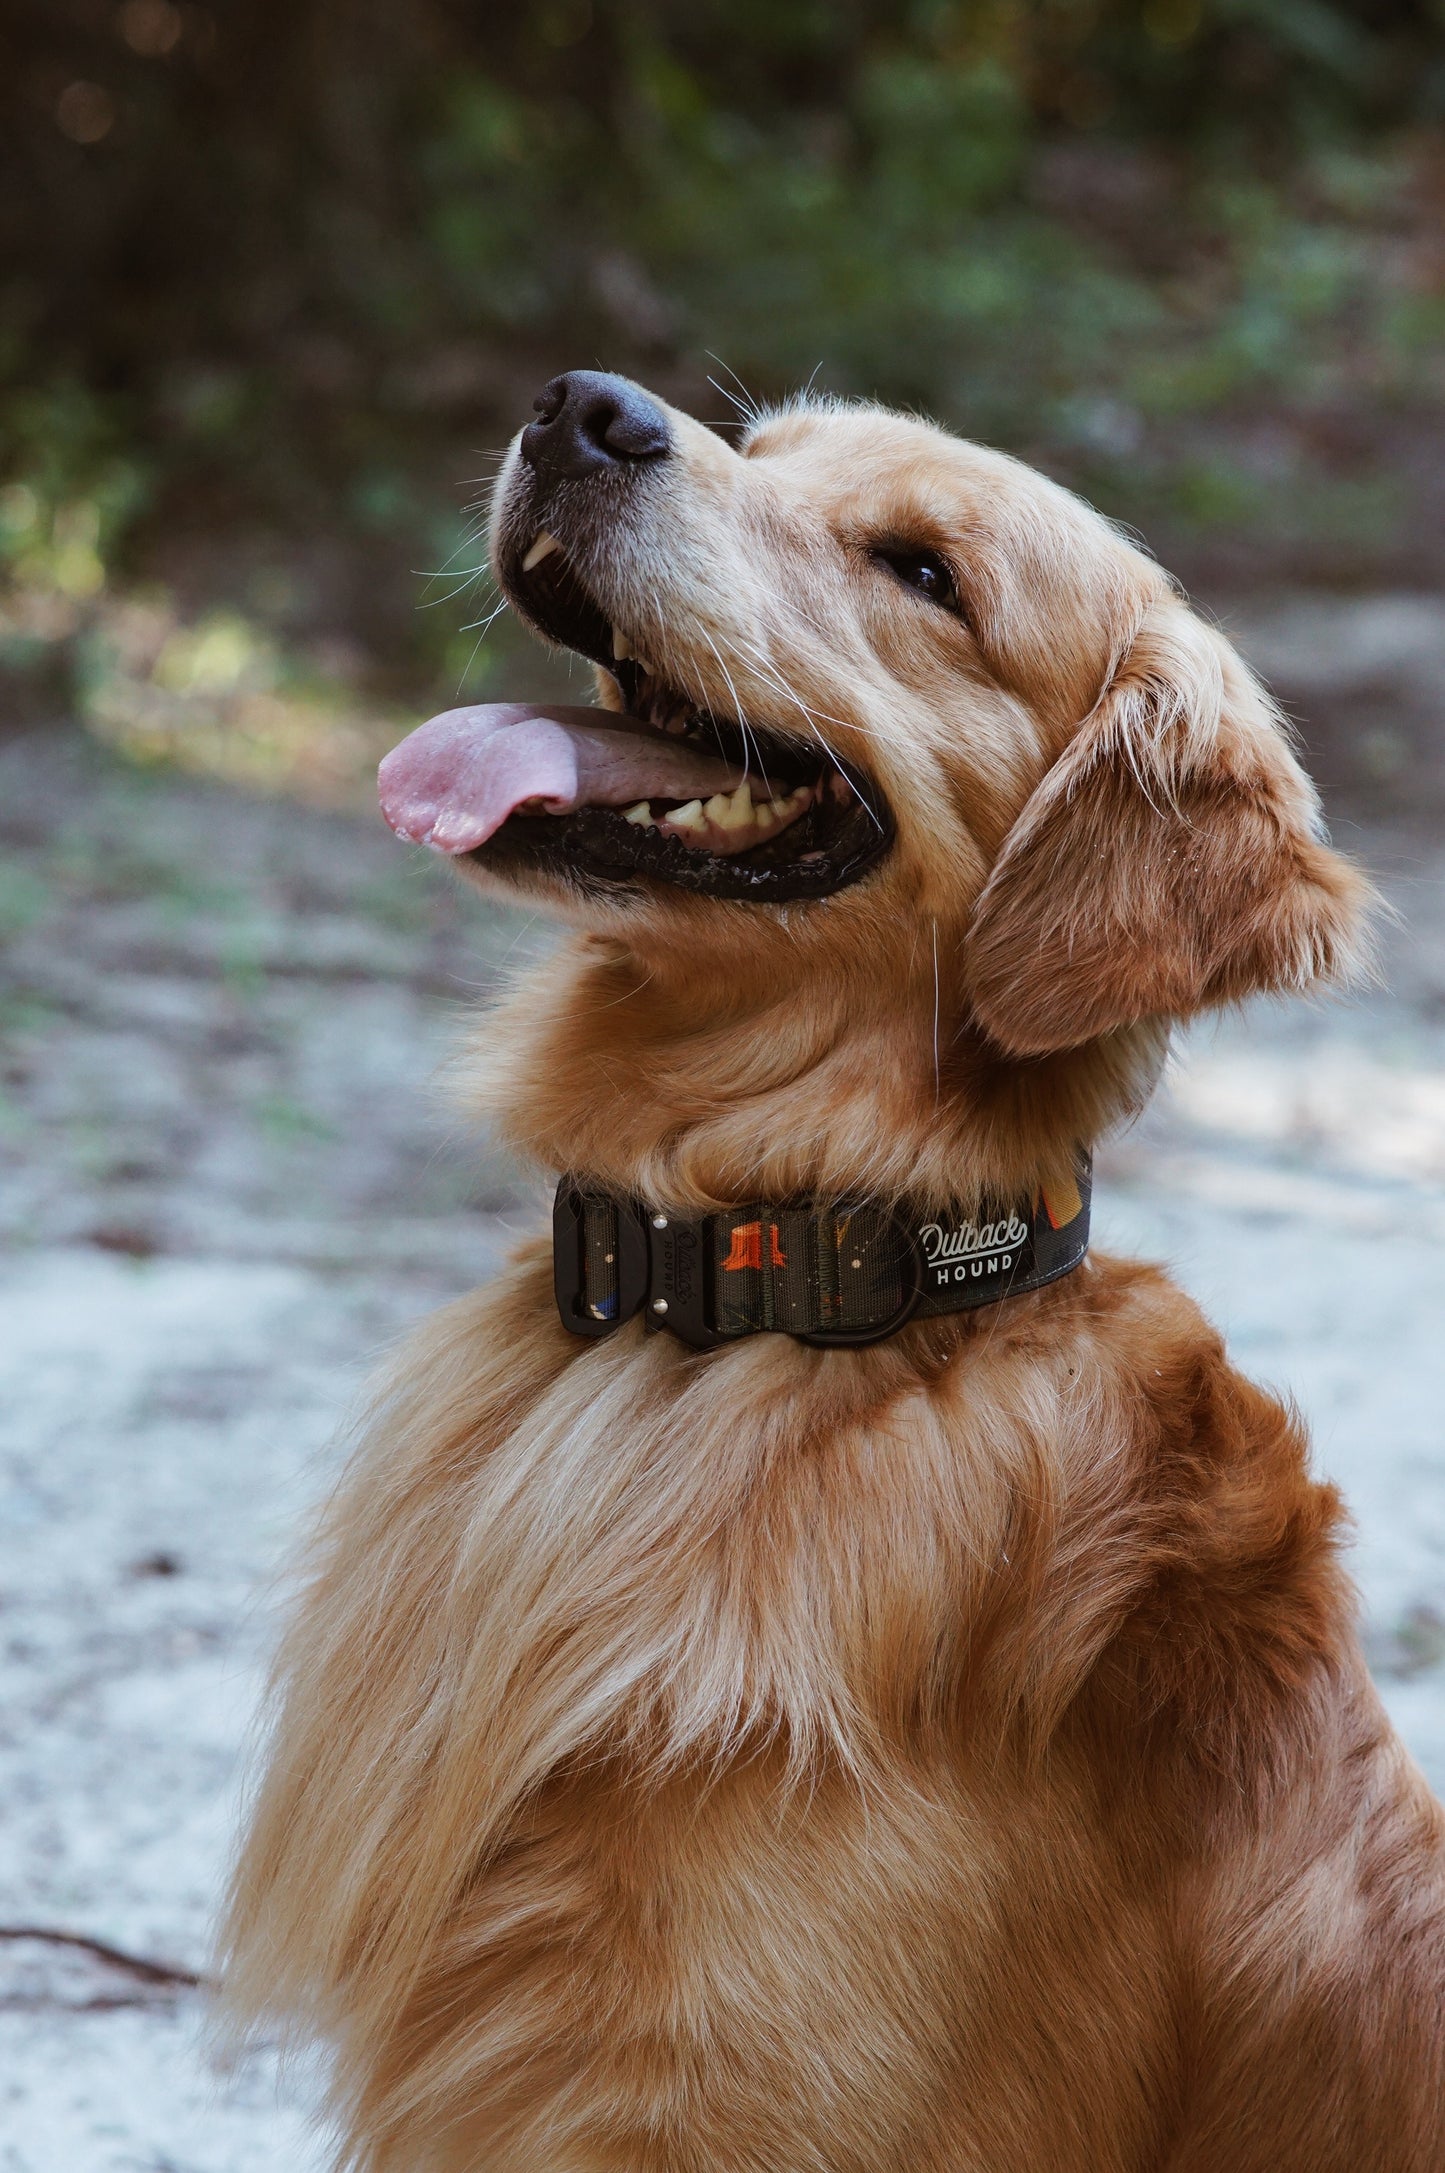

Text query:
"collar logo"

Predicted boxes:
[[917, 1208, 1030, 1268]]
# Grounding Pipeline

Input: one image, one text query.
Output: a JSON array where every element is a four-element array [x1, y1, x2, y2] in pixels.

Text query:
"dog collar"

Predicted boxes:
[[554, 1155, 1091, 1350]]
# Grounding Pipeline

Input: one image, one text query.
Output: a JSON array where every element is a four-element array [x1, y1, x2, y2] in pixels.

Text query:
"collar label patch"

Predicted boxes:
[[918, 1209, 1033, 1299]]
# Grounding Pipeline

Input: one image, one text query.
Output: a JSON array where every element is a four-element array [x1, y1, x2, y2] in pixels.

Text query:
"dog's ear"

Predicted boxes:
[[963, 596, 1374, 1058]]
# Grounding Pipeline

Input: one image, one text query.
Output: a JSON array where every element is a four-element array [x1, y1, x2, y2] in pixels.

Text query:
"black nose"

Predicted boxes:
[[520, 370, 671, 483]]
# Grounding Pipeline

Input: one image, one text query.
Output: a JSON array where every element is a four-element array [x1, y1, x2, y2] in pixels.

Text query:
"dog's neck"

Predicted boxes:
[[467, 930, 1166, 1212]]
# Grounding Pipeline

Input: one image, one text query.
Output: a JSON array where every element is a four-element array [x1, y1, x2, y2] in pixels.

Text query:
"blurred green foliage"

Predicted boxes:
[[4, 0, 1445, 704]]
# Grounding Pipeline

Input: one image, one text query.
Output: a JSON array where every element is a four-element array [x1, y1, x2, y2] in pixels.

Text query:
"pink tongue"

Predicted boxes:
[[378, 703, 745, 855]]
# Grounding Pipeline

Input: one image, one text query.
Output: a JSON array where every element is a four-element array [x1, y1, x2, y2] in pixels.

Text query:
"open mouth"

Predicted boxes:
[[378, 530, 894, 904]]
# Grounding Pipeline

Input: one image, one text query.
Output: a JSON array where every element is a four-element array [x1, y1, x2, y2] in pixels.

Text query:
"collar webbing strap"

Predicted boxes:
[[553, 1154, 1091, 1350]]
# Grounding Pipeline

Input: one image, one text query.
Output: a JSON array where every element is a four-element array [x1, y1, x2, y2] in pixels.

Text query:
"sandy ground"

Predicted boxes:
[[2, 720, 1444, 2170]]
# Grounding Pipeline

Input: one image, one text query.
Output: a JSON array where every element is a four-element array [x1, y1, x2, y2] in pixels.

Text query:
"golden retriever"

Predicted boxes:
[[220, 375, 1445, 2171]]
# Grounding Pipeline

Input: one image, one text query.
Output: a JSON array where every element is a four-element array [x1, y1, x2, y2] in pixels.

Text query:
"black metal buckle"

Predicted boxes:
[[553, 1183, 649, 1338], [643, 1209, 735, 1350]]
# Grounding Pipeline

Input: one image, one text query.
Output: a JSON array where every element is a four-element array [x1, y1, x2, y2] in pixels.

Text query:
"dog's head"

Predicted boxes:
[[382, 372, 1370, 1063]]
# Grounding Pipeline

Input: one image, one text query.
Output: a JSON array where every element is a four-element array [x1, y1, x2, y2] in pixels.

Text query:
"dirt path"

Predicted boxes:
[[2, 723, 1443, 2169]]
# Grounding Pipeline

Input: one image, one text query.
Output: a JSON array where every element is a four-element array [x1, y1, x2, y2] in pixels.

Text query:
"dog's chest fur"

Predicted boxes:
[[429, 1714, 1172, 2173], [227, 1244, 1369, 2170]]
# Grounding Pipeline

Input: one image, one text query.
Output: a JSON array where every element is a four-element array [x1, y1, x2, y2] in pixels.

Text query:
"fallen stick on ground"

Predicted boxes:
[[0, 1924, 208, 1989]]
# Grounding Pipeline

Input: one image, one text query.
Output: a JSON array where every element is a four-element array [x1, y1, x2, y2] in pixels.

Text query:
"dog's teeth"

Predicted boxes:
[[697, 783, 755, 833], [755, 802, 776, 827], [521, 531, 559, 573], [635, 655, 652, 676], [612, 627, 632, 661], [668, 799, 706, 832], [623, 801, 654, 826]]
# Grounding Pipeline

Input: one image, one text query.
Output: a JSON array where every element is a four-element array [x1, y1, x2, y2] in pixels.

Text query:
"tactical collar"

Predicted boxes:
[[554, 1155, 1091, 1350]]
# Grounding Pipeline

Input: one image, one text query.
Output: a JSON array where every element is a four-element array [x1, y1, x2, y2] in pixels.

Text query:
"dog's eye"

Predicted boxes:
[[873, 548, 961, 614]]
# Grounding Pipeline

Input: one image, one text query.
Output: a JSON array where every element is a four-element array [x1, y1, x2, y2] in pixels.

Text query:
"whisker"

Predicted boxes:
[[715, 631, 836, 751], [699, 630, 769, 793], [460, 596, 510, 637], [720, 631, 872, 742], [711, 631, 824, 800], [706, 377, 752, 425], [930, 921, 941, 1106], [414, 558, 484, 586], [415, 565, 494, 608], [705, 353, 763, 424], [416, 520, 494, 591], [713, 633, 815, 726], [453, 597, 511, 694], [715, 632, 883, 832], [802, 719, 882, 829]]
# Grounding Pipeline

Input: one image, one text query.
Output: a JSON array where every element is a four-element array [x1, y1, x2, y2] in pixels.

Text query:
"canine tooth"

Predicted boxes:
[[702, 792, 731, 824], [521, 531, 559, 573], [623, 801, 654, 826], [668, 799, 706, 832], [612, 627, 632, 661]]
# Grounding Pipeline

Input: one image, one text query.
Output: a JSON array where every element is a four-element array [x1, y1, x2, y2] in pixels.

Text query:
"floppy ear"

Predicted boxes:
[[963, 596, 1375, 1058]]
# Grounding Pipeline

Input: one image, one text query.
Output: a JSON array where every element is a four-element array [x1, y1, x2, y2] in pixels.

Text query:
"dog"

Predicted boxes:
[[220, 374, 1445, 2171]]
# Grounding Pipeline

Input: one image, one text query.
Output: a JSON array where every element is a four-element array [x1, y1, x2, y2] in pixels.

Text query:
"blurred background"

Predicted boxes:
[[4, 4, 1445, 2166]]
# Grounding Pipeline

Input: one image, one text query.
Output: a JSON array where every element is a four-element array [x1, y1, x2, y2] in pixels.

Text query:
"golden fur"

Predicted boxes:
[[220, 392, 1444, 2170]]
